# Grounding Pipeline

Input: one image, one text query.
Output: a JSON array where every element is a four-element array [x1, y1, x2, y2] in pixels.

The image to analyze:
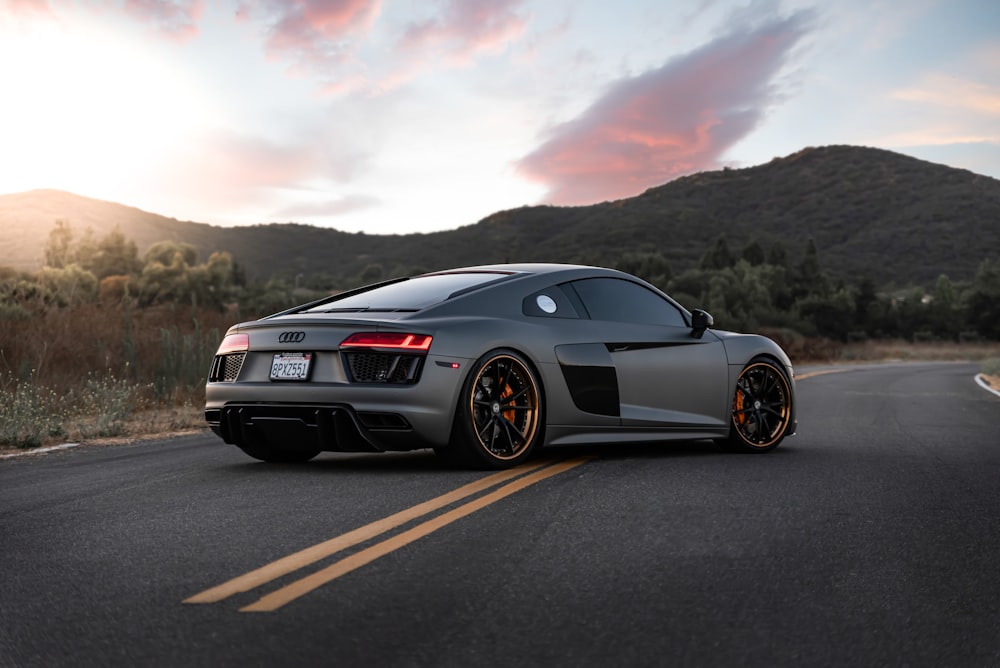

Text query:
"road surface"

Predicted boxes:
[[1, 362, 998, 667]]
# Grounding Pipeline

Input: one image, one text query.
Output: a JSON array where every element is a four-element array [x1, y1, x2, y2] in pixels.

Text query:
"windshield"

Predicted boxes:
[[305, 272, 511, 312]]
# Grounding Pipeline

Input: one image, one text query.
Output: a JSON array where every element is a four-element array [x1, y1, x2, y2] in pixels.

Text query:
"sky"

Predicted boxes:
[[1, 0, 998, 235]]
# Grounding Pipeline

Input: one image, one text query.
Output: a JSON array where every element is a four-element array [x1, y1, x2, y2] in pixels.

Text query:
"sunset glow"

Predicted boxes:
[[0, 0, 997, 233]]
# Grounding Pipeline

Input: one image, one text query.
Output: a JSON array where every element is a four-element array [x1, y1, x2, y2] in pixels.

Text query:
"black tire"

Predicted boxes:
[[441, 348, 544, 469], [236, 440, 321, 463], [723, 357, 792, 453]]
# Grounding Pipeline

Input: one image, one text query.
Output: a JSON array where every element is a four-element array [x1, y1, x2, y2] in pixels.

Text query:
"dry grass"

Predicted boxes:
[[0, 301, 236, 390], [0, 301, 238, 450], [838, 339, 1000, 363]]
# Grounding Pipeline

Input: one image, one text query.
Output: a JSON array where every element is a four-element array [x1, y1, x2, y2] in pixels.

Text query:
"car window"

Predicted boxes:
[[567, 277, 687, 327], [305, 272, 510, 312], [522, 286, 581, 319]]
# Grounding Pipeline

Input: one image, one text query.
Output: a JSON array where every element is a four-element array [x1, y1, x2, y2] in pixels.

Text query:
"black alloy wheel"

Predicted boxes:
[[726, 358, 792, 452], [443, 349, 543, 469]]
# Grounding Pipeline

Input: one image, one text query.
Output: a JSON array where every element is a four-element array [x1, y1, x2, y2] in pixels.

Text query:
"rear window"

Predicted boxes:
[[306, 272, 510, 312]]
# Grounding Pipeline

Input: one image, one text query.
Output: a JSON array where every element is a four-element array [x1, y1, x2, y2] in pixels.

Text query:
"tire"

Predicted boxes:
[[723, 357, 793, 453], [236, 440, 321, 463], [441, 348, 544, 469]]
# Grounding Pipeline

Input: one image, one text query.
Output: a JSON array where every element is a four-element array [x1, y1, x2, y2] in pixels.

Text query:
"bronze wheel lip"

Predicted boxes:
[[469, 354, 540, 461], [732, 361, 790, 448]]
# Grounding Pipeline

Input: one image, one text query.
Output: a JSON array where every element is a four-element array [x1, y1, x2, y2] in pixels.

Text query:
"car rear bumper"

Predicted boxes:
[[206, 402, 437, 453]]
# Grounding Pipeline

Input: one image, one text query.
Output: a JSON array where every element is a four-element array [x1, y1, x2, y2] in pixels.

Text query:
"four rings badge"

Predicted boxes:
[[278, 331, 306, 344]]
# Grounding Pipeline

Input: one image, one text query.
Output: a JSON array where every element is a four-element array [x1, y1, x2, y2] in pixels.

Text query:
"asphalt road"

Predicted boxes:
[[1, 362, 998, 667]]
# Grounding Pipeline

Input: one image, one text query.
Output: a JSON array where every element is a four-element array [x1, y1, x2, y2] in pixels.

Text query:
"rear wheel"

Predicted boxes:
[[440, 349, 543, 469], [724, 358, 792, 453]]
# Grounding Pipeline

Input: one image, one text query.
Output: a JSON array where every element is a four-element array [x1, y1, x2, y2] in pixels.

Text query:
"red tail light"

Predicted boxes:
[[216, 333, 249, 355], [340, 332, 432, 352]]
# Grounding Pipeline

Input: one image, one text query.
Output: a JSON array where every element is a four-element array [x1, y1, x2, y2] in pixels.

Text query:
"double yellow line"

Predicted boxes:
[[184, 457, 590, 612]]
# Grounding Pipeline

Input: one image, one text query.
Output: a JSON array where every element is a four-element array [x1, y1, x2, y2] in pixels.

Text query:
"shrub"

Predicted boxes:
[[0, 372, 65, 448]]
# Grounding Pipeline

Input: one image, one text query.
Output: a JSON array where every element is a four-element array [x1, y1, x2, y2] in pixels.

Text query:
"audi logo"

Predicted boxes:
[[277, 331, 306, 344]]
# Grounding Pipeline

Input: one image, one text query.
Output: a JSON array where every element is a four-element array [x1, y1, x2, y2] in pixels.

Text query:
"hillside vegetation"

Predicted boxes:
[[2, 145, 999, 287]]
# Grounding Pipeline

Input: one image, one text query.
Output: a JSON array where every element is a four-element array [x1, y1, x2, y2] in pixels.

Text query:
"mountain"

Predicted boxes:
[[2, 145, 999, 286]]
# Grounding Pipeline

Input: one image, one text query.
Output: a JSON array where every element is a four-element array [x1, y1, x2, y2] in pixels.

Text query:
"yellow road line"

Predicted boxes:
[[796, 368, 852, 381], [183, 460, 553, 605], [240, 457, 591, 612]]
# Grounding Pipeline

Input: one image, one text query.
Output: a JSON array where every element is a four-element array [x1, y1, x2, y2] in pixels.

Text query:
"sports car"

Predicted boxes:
[[205, 263, 796, 468]]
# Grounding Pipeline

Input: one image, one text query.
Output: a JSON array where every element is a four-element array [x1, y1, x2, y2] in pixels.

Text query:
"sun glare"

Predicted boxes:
[[0, 15, 211, 202]]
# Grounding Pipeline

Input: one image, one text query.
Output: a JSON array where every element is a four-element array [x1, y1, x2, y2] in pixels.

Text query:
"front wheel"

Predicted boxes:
[[440, 349, 544, 469], [723, 358, 792, 453]]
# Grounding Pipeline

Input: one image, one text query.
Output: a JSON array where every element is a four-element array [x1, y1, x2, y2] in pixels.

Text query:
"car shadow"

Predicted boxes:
[[219, 438, 796, 475]]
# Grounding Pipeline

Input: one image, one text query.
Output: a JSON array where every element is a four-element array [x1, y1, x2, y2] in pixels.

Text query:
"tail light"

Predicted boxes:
[[210, 334, 249, 383], [340, 333, 432, 352], [340, 333, 432, 384], [216, 333, 249, 355]]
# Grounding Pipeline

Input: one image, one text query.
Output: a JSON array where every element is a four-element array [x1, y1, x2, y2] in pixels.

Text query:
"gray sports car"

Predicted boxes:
[[205, 263, 796, 468]]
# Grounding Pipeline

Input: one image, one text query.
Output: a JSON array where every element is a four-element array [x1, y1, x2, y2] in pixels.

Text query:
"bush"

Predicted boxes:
[[0, 372, 65, 448]]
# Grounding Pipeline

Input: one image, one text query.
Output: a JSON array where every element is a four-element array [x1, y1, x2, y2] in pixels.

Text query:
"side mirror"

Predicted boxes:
[[691, 309, 714, 338]]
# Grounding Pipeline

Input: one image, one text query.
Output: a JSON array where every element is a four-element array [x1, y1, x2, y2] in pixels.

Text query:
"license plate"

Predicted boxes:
[[270, 353, 312, 381]]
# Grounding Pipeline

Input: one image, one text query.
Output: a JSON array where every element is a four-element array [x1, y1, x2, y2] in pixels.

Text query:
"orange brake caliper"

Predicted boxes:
[[733, 387, 747, 425], [501, 384, 517, 423]]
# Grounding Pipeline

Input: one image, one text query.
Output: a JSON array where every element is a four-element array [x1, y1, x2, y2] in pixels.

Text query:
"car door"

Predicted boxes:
[[566, 277, 729, 428]]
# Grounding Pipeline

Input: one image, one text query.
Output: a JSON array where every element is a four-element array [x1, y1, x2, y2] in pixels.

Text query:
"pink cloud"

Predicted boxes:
[[244, 0, 381, 75], [201, 130, 369, 190], [516, 12, 813, 205], [6, 0, 204, 40], [6, 0, 51, 15], [399, 0, 527, 65], [122, 0, 204, 41], [0, 0, 55, 20]]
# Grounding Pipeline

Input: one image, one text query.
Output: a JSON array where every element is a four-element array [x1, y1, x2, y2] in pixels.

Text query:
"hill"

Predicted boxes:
[[2, 145, 998, 286]]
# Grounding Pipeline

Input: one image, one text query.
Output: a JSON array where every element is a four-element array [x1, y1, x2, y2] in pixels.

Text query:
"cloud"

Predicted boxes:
[[516, 11, 813, 205], [5, 0, 53, 17], [880, 50, 1000, 152], [398, 0, 527, 65], [3, 0, 203, 40], [198, 128, 370, 190], [239, 0, 381, 88], [231, 0, 526, 94], [894, 74, 1000, 115], [122, 0, 204, 41]]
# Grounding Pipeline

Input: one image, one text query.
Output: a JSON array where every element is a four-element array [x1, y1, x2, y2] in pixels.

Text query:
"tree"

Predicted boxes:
[[86, 227, 142, 280], [854, 276, 877, 333], [615, 252, 671, 286], [793, 238, 829, 298], [139, 242, 197, 305], [929, 274, 959, 339], [144, 241, 198, 268], [798, 286, 856, 340], [700, 235, 734, 270], [38, 264, 98, 307], [964, 258, 1000, 339], [43, 219, 75, 269], [767, 241, 788, 268], [741, 238, 766, 266], [138, 243, 235, 309], [360, 263, 384, 283]]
